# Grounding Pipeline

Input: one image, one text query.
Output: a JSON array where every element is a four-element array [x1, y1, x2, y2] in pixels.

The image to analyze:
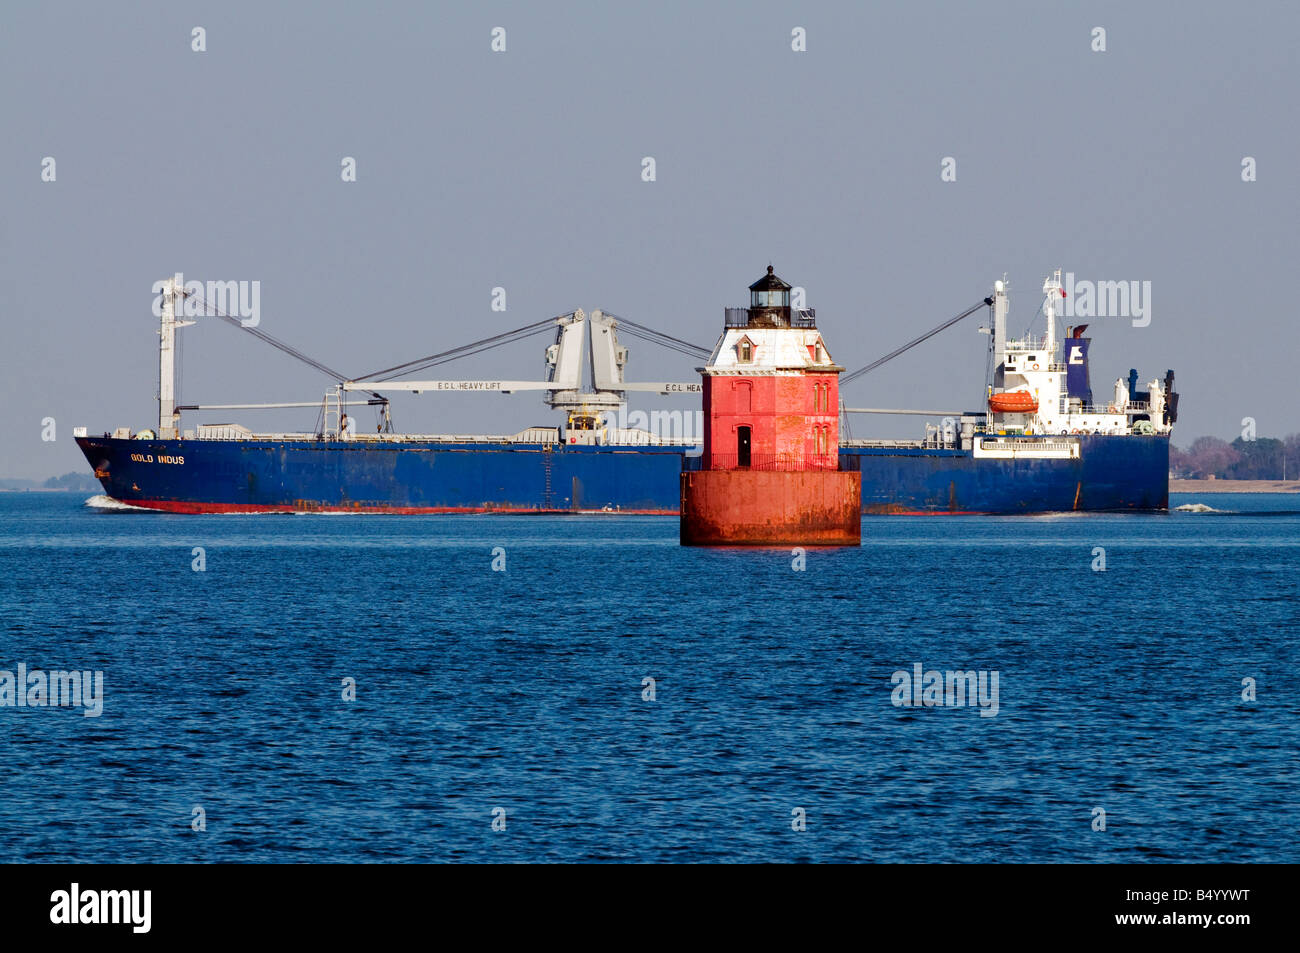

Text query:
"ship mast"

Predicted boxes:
[[1042, 268, 1061, 357], [158, 275, 195, 438], [992, 277, 1008, 388]]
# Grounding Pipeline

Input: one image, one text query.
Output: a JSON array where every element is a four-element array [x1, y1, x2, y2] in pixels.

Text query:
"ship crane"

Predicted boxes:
[[150, 274, 705, 440], [154, 276, 392, 437], [343, 309, 704, 438], [836, 295, 995, 442], [840, 295, 995, 386]]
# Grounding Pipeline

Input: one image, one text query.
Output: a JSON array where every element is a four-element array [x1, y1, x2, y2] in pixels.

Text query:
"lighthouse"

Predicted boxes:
[[680, 266, 861, 545]]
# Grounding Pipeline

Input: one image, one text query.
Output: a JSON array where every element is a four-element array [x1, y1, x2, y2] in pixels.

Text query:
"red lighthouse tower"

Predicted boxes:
[[680, 266, 862, 545]]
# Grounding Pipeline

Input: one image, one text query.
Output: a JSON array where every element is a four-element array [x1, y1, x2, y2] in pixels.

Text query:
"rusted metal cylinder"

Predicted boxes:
[[680, 469, 862, 546]]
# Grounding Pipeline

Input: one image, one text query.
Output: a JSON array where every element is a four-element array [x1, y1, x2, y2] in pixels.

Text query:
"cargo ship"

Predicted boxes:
[[75, 267, 1177, 514]]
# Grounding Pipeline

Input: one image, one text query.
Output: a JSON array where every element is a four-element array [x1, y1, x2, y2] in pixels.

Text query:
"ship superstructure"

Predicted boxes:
[[835, 269, 1176, 512], [985, 271, 1175, 438]]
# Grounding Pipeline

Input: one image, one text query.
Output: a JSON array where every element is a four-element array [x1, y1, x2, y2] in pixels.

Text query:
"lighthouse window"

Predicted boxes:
[[738, 340, 753, 363]]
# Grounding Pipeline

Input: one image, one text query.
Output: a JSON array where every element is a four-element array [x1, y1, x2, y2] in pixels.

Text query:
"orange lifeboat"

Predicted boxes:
[[988, 390, 1038, 414]]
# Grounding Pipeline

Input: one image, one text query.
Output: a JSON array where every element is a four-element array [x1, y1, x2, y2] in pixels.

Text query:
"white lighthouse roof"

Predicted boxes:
[[704, 327, 842, 376]]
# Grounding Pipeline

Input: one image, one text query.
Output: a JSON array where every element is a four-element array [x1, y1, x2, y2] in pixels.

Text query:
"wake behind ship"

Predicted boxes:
[[76, 268, 1177, 514]]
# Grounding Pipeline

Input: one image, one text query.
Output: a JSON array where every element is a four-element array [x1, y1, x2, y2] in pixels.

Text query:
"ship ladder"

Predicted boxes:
[[543, 447, 554, 510]]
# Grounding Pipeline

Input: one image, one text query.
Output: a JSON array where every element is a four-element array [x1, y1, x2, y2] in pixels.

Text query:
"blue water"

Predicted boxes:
[[1, 491, 1297, 862]]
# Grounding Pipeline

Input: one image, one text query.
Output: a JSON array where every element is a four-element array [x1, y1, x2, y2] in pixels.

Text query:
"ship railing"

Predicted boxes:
[[684, 453, 842, 472], [191, 430, 318, 441], [1066, 400, 1152, 415], [723, 307, 817, 328], [980, 437, 1076, 451], [919, 424, 963, 449], [604, 429, 699, 447], [1004, 336, 1051, 352], [189, 431, 576, 444], [342, 432, 555, 444], [194, 424, 255, 440], [839, 439, 926, 449]]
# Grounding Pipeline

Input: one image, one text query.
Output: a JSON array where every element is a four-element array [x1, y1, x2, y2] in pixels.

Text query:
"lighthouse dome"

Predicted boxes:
[[745, 265, 792, 327]]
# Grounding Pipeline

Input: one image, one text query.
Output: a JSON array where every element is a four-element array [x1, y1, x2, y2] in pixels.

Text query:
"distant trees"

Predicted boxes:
[[1172, 437, 1239, 478], [1227, 436, 1283, 479], [42, 471, 100, 491], [1172, 432, 1300, 479]]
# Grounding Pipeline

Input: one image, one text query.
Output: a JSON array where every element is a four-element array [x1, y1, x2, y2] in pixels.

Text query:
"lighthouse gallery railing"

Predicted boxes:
[[684, 453, 850, 472]]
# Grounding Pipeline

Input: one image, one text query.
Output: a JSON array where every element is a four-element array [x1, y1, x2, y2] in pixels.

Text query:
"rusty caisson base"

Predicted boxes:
[[680, 470, 862, 546]]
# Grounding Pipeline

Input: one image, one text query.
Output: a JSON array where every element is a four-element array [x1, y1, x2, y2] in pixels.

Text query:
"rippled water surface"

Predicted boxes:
[[1, 491, 1297, 862]]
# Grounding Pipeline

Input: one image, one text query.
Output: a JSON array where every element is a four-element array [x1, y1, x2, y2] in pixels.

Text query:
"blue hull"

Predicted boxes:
[[75, 434, 1168, 514], [841, 434, 1169, 512]]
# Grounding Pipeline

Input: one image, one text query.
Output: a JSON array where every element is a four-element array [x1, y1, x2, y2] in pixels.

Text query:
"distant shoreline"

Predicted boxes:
[[0, 487, 89, 493], [1171, 479, 1300, 493]]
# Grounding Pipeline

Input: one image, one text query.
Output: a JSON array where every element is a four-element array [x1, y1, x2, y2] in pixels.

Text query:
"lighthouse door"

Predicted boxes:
[[737, 426, 752, 467]]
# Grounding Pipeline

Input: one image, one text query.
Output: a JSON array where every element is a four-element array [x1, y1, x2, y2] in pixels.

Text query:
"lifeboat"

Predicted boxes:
[[988, 390, 1038, 414]]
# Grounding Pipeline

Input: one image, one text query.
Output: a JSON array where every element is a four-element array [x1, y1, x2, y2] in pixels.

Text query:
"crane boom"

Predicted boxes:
[[345, 309, 700, 404], [841, 295, 994, 385]]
